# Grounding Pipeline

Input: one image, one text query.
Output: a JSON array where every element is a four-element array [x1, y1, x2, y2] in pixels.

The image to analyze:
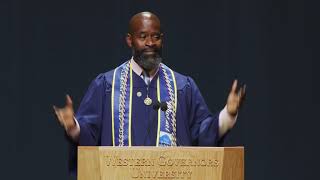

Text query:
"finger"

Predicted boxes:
[[53, 105, 61, 117], [56, 111, 65, 126], [66, 94, 73, 108], [231, 79, 238, 93], [238, 87, 242, 98], [53, 105, 57, 112], [53, 106, 65, 125], [237, 87, 242, 105], [241, 84, 246, 99], [239, 85, 247, 107]]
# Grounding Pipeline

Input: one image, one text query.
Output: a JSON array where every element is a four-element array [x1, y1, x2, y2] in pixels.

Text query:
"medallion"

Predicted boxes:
[[144, 97, 152, 106]]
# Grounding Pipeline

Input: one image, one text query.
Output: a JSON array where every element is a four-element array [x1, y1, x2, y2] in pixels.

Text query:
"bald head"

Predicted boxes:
[[126, 12, 163, 73], [128, 12, 161, 34]]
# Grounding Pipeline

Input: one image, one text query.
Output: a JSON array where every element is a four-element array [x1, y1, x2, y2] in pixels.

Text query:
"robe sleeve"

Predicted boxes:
[[67, 73, 107, 175], [76, 74, 106, 146], [186, 77, 220, 146]]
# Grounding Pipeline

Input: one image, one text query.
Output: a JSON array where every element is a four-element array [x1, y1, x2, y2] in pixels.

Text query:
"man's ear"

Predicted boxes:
[[126, 33, 132, 48]]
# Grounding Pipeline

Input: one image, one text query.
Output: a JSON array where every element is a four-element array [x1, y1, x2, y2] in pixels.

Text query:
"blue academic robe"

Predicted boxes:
[[68, 66, 222, 173]]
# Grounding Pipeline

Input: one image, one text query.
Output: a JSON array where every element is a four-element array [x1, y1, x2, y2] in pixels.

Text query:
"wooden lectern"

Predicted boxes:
[[78, 146, 244, 180]]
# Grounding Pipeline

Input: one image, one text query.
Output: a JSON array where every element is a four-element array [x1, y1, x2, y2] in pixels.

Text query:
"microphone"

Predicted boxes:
[[153, 100, 167, 111], [160, 102, 168, 111], [152, 101, 160, 110], [151, 100, 183, 146]]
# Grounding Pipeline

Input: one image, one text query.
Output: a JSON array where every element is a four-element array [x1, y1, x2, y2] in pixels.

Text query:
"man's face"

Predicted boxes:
[[126, 17, 163, 72]]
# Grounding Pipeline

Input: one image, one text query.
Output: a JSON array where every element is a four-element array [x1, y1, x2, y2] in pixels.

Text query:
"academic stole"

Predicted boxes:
[[111, 61, 177, 146]]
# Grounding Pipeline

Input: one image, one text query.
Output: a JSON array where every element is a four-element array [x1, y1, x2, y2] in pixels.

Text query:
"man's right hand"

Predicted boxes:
[[53, 95, 76, 133]]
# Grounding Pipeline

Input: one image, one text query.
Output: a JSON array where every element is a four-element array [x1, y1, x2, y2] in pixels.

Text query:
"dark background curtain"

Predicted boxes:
[[1, 0, 319, 179]]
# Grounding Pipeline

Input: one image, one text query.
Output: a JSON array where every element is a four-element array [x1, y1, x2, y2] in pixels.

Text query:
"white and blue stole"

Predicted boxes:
[[111, 61, 177, 147]]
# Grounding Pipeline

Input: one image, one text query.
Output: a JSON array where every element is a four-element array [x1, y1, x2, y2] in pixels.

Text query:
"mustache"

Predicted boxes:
[[141, 48, 159, 53]]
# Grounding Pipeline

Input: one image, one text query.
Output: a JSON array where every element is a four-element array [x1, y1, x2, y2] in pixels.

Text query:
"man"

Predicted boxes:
[[53, 11, 246, 172]]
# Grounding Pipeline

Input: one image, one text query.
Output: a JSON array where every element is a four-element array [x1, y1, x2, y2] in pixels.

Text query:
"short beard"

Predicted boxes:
[[134, 52, 162, 72]]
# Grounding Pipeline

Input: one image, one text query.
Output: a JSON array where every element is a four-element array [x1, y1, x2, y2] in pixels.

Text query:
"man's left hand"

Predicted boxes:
[[226, 79, 246, 117]]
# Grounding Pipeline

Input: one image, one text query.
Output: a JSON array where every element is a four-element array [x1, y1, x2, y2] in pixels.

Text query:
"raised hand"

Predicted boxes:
[[53, 95, 76, 133], [226, 80, 246, 117]]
